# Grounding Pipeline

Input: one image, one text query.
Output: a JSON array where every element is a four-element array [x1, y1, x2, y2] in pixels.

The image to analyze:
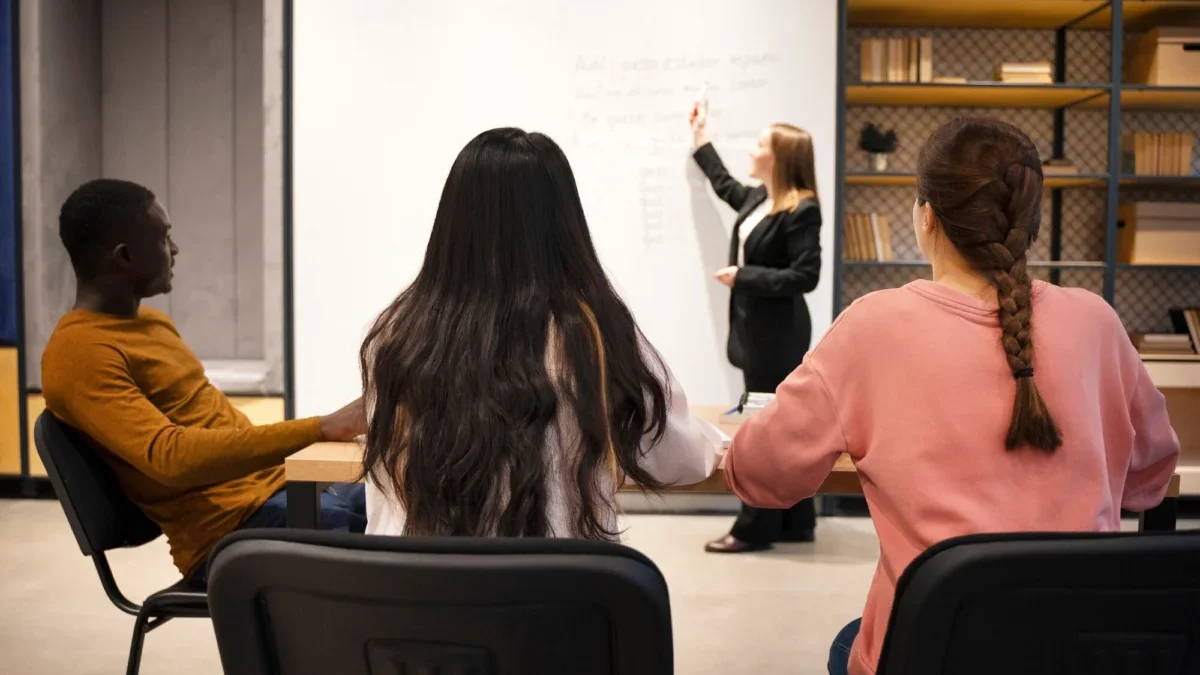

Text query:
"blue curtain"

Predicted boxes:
[[0, 0, 15, 346]]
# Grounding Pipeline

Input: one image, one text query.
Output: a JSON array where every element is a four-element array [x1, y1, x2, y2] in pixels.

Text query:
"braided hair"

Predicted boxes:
[[917, 118, 1062, 453]]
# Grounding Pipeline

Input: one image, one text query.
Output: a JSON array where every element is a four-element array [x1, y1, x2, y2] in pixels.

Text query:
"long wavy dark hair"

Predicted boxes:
[[360, 128, 670, 538]]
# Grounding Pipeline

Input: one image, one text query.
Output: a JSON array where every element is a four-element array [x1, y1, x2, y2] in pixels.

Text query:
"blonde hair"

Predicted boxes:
[[767, 123, 819, 214]]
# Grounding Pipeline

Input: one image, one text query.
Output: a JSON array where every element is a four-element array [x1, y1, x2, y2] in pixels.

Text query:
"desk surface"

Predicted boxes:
[[284, 404, 1180, 498], [285, 404, 860, 494]]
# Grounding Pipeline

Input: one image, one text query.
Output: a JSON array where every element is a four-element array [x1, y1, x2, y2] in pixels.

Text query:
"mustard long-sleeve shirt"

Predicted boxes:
[[42, 307, 323, 577]]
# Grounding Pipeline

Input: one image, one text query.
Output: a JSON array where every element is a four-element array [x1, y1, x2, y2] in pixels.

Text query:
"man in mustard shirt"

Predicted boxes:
[[42, 179, 366, 585]]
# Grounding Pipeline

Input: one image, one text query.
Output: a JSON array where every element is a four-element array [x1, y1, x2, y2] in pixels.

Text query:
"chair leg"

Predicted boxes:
[[126, 608, 151, 675]]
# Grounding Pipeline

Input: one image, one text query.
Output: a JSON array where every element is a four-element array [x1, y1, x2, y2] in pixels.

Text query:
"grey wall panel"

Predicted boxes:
[[22, 0, 279, 389], [101, 0, 171, 317], [234, 0, 264, 359], [166, 0, 237, 358], [20, 0, 102, 386]]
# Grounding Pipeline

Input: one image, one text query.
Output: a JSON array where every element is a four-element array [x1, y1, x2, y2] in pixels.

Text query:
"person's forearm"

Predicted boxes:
[[693, 131, 711, 149], [145, 417, 324, 489]]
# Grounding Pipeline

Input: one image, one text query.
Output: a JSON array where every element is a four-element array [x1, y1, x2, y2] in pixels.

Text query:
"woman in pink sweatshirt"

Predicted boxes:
[[723, 117, 1181, 675]]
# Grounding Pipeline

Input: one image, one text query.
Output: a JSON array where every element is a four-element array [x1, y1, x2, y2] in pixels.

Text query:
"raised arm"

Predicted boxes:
[[692, 143, 756, 212], [725, 359, 845, 507], [734, 204, 822, 296], [45, 342, 326, 489]]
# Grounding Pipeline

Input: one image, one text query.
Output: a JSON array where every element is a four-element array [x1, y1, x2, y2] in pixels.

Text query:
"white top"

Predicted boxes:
[[365, 336, 725, 539], [737, 199, 773, 266]]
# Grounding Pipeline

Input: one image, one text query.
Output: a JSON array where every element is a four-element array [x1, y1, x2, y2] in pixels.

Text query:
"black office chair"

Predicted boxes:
[[33, 412, 209, 675], [207, 528, 674, 675], [876, 530, 1200, 675]]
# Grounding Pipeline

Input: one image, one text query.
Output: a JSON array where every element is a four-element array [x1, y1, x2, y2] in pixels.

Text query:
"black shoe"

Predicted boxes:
[[704, 534, 771, 553], [777, 529, 815, 543]]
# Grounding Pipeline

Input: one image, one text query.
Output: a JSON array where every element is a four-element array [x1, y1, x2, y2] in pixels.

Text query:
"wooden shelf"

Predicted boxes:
[[846, 83, 1107, 108], [846, 172, 1109, 188], [1117, 263, 1200, 271], [1114, 86, 1200, 110], [848, 0, 1200, 30], [1118, 1, 1200, 31], [1119, 175, 1200, 187], [847, 0, 1111, 29], [1143, 360, 1200, 388]]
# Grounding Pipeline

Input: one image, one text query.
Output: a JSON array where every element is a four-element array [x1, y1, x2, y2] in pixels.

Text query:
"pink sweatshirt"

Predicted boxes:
[[725, 279, 1180, 675]]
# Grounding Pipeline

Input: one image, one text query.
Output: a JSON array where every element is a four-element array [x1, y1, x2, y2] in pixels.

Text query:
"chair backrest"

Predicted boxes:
[[208, 529, 674, 675], [877, 530, 1200, 675], [33, 411, 161, 556]]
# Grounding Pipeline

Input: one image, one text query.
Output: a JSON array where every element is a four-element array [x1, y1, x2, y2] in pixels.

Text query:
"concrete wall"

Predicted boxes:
[[21, 0, 282, 392]]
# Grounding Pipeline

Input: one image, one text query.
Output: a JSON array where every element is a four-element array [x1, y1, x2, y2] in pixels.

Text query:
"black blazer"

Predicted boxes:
[[693, 143, 822, 379]]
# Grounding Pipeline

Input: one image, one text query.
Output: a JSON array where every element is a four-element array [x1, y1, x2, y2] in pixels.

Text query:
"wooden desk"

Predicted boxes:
[[283, 404, 1181, 532]]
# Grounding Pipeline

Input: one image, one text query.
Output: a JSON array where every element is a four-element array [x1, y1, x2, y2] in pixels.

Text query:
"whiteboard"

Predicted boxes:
[[292, 0, 838, 417]]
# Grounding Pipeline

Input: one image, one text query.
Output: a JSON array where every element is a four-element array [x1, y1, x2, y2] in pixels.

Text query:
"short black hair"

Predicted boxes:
[[59, 179, 156, 278]]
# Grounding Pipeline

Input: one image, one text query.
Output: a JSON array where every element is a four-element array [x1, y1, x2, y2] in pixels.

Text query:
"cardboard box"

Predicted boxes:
[[1124, 28, 1200, 86], [1118, 202, 1200, 264]]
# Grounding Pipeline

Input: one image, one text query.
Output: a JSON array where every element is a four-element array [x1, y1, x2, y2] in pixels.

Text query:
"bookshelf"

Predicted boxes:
[[836, 0, 1200, 493]]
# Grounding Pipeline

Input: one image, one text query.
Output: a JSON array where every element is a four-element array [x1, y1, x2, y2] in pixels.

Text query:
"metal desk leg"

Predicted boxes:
[[286, 481, 320, 528], [1138, 497, 1178, 532]]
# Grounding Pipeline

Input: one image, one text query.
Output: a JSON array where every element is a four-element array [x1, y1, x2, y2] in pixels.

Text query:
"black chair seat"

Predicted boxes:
[[143, 580, 209, 617]]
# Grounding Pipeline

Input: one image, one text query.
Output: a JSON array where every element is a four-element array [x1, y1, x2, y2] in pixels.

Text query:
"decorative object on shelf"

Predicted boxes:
[[843, 212, 894, 262], [995, 61, 1053, 84], [1041, 158, 1079, 176], [860, 36, 932, 83], [1124, 27, 1200, 86], [1121, 132, 1195, 176], [931, 75, 967, 84], [1117, 201, 1200, 265], [859, 123, 898, 172]]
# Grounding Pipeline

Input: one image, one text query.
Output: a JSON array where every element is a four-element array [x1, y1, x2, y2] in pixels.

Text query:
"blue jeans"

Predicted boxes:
[[828, 618, 862, 675], [188, 482, 367, 587]]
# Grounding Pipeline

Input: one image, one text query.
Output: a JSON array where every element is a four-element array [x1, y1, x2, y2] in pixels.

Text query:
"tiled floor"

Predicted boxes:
[[0, 499, 1193, 674]]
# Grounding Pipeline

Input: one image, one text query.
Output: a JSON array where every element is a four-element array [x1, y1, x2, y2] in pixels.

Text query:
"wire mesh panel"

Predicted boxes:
[[1116, 268, 1200, 333]]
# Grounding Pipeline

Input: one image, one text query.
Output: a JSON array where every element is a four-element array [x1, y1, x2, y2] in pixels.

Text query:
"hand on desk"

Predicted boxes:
[[319, 397, 367, 442], [714, 266, 738, 288]]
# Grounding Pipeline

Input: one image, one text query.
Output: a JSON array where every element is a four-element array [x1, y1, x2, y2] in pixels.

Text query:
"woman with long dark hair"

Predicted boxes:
[[723, 118, 1179, 675], [360, 128, 723, 539], [689, 103, 822, 553]]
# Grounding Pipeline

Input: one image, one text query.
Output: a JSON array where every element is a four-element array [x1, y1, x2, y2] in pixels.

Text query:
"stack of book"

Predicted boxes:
[[843, 213, 895, 261], [1132, 308, 1200, 359], [1042, 159, 1080, 175], [861, 37, 933, 83], [995, 61, 1053, 84], [718, 392, 775, 424], [1121, 132, 1196, 176]]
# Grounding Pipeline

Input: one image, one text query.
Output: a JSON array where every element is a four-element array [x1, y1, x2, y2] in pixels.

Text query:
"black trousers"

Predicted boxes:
[[729, 370, 817, 544]]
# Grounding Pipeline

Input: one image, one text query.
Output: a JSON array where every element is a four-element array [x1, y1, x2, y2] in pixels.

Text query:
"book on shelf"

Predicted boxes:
[[1121, 132, 1196, 176], [843, 212, 894, 262], [996, 61, 1053, 84], [1042, 159, 1079, 175], [1133, 333, 1196, 357], [932, 75, 967, 84], [860, 36, 933, 83]]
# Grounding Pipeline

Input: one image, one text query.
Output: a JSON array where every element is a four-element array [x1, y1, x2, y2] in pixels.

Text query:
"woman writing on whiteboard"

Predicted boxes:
[[689, 101, 822, 553]]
